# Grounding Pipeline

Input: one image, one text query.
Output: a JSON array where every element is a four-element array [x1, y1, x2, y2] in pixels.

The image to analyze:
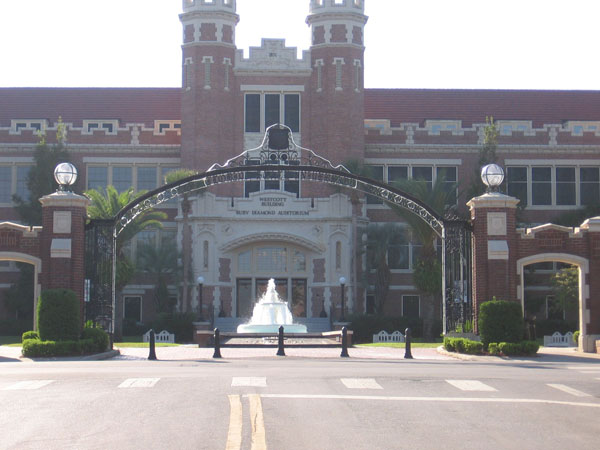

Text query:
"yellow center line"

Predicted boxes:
[[249, 394, 267, 450], [226, 395, 243, 450]]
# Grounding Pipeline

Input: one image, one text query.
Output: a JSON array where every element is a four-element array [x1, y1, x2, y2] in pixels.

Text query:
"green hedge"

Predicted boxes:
[[151, 312, 196, 343], [38, 289, 80, 341], [496, 341, 539, 356], [443, 337, 483, 354], [348, 314, 423, 344], [22, 331, 39, 342], [478, 300, 523, 347], [81, 327, 109, 353], [22, 338, 95, 357]]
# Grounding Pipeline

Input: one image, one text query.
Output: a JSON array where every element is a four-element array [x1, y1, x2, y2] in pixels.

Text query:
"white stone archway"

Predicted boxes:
[[516, 253, 589, 346], [0, 252, 42, 331]]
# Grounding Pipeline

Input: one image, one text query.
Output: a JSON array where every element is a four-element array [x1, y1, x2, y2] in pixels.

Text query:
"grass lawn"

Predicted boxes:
[[114, 337, 180, 348], [357, 340, 442, 349]]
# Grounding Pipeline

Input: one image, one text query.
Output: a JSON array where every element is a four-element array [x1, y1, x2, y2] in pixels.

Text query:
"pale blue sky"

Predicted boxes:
[[1, 0, 598, 90]]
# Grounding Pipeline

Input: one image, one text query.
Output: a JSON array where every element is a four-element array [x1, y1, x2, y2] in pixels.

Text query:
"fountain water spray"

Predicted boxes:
[[237, 279, 307, 333]]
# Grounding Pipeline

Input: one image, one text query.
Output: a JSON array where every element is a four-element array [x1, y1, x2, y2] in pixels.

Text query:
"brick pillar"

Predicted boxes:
[[579, 216, 600, 351], [39, 192, 90, 325], [467, 192, 519, 333]]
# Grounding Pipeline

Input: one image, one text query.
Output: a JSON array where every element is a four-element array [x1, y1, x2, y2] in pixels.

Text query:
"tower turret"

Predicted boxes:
[[180, 0, 240, 170], [305, 0, 368, 162]]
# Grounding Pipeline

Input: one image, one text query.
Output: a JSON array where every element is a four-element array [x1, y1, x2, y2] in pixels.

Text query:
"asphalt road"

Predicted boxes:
[[1, 352, 599, 450]]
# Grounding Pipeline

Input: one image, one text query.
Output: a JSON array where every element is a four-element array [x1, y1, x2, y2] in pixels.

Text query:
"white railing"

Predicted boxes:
[[373, 330, 405, 343], [143, 330, 175, 344], [543, 331, 576, 347]]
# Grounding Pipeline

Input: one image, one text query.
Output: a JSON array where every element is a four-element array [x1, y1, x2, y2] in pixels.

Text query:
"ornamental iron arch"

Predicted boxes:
[[85, 124, 471, 335]]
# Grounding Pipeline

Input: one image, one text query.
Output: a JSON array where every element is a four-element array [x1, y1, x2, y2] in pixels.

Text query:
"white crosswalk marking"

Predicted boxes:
[[118, 378, 160, 388], [341, 378, 383, 390], [3, 380, 55, 390], [547, 384, 591, 397], [446, 380, 497, 392], [231, 377, 267, 387]]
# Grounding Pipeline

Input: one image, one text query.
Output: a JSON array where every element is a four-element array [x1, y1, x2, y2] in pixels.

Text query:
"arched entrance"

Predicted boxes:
[[0, 252, 42, 331], [517, 253, 589, 339], [85, 125, 471, 336]]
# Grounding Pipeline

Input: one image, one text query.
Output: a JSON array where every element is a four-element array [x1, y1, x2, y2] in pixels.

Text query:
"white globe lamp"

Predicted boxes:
[[54, 162, 78, 191], [481, 164, 504, 192]]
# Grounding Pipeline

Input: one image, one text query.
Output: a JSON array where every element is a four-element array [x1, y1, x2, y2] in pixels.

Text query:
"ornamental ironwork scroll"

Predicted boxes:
[[84, 219, 115, 333]]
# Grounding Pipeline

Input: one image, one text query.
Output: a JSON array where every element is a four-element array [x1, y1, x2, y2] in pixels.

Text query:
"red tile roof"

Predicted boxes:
[[1, 87, 599, 129], [364, 89, 600, 128], [0, 88, 181, 127]]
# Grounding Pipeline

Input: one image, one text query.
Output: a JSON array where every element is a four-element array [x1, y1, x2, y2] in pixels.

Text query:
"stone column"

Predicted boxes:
[[467, 192, 519, 333], [39, 191, 90, 325]]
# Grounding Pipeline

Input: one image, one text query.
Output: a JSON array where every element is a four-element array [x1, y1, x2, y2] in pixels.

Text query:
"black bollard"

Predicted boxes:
[[213, 328, 222, 359], [404, 327, 413, 359], [148, 329, 157, 361], [340, 326, 349, 358], [276, 326, 286, 356]]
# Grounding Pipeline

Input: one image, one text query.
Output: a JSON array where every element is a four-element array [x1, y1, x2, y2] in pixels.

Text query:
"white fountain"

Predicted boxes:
[[237, 279, 308, 334]]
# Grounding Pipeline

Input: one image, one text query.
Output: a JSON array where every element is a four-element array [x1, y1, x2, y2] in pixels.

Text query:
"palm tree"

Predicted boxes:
[[164, 169, 198, 313], [365, 223, 406, 313], [389, 176, 457, 338], [85, 185, 167, 335], [137, 239, 180, 314]]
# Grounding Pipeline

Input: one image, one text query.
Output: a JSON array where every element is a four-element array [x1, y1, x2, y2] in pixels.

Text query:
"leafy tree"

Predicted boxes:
[[467, 116, 498, 199], [389, 176, 457, 338], [137, 238, 180, 314], [164, 169, 197, 313], [364, 223, 406, 313], [2, 263, 34, 319], [550, 266, 579, 314], [13, 118, 71, 225]]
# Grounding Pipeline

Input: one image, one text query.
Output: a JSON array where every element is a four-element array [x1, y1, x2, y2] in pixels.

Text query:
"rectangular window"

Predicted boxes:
[[556, 167, 576, 206], [412, 167, 433, 191], [402, 295, 420, 318], [264, 161, 280, 190], [284, 160, 300, 197], [245, 94, 261, 132], [264, 94, 280, 129], [388, 234, 409, 270], [123, 296, 142, 322], [244, 160, 260, 197], [507, 167, 528, 206], [87, 166, 108, 190], [256, 247, 287, 273], [531, 167, 551, 205], [16, 166, 32, 201], [366, 165, 383, 204], [580, 167, 599, 206], [436, 166, 457, 205], [0, 167, 11, 203], [112, 167, 133, 192], [284, 94, 300, 132], [388, 166, 408, 185], [137, 167, 157, 192]]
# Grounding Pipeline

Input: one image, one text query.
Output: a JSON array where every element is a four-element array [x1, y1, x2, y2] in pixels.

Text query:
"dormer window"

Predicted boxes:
[[425, 120, 462, 135], [10, 120, 46, 134]]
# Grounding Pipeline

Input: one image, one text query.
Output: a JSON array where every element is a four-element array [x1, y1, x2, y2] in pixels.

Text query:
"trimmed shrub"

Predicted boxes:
[[463, 340, 483, 354], [348, 314, 423, 343], [444, 337, 482, 354], [478, 300, 523, 347], [488, 343, 500, 355], [81, 327, 109, 353], [151, 312, 196, 343], [37, 289, 80, 341], [495, 341, 539, 356], [22, 338, 95, 358], [573, 330, 580, 345], [443, 337, 455, 352], [22, 331, 40, 342]]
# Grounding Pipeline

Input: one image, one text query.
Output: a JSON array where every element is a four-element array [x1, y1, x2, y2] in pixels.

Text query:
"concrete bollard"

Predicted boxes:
[[277, 326, 286, 356], [340, 326, 349, 358], [213, 328, 222, 359], [404, 327, 413, 359], [148, 329, 157, 361]]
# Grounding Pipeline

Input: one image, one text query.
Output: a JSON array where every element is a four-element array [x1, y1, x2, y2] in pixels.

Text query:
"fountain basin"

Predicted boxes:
[[236, 323, 308, 334]]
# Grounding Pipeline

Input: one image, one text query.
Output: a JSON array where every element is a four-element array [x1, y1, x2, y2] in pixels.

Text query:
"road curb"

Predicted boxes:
[[435, 345, 477, 361], [81, 349, 121, 361]]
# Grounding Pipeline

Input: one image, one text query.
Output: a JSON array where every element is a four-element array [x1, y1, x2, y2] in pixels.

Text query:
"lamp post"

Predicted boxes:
[[197, 276, 204, 321], [339, 276, 346, 322], [54, 162, 78, 192]]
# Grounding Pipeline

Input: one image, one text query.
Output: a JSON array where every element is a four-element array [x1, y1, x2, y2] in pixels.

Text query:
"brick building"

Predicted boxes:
[[1, 0, 600, 334]]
